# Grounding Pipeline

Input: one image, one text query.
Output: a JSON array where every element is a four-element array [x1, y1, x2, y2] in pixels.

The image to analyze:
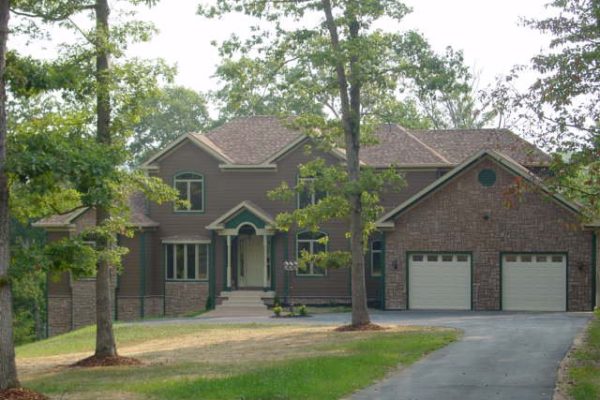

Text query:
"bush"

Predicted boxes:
[[298, 304, 308, 316], [273, 294, 281, 307], [273, 305, 283, 317]]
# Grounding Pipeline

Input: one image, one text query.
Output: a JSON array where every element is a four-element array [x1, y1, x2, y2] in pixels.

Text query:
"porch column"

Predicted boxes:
[[263, 234, 268, 288], [226, 235, 232, 289]]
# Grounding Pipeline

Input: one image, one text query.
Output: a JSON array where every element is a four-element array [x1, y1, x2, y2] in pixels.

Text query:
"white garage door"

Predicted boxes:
[[408, 253, 471, 310], [502, 254, 566, 311]]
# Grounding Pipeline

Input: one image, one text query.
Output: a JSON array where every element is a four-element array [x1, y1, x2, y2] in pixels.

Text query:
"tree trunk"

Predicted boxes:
[[321, 0, 370, 326], [94, 0, 117, 358], [0, 0, 19, 389]]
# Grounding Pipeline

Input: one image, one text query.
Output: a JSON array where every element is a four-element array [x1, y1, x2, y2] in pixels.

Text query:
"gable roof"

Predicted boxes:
[[375, 149, 580, 228], [200, 116, 304, 165], [360, 124, 451, 167], [206, 200, 275, 231], [409, 128, 550, 166], [33, 192, 159, 230], [141, 116, 551, 169]]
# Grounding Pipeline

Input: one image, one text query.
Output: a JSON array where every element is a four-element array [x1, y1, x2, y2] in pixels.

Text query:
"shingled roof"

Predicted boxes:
[[409, 128, 550, 166], [143, 116, 550, 168], [33, 192, 159, 229], [361, 124, 450, 167], [199, 116, 304, 165]]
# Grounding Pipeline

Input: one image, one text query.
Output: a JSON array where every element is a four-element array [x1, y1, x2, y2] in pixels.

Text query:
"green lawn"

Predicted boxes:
[[19, 323, 458, 400], [568, 310, 600, 400]]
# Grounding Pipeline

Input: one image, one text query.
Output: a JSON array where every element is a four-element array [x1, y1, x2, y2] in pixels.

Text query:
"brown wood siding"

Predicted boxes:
[[117, 235, 140, 296], [150, 140, 354, 298]]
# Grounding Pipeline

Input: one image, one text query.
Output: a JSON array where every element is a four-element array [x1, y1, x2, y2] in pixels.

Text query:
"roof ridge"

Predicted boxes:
[[400, 126, 452, 164]]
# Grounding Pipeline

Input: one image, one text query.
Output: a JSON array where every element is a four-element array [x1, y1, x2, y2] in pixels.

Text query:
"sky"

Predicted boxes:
[[12, 0, 553, 94], [124, 0, 552, 94]]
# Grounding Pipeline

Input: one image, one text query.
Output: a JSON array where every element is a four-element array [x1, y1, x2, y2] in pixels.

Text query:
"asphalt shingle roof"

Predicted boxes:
[[409, 128, 550, 166], [199, 116, 303, 165]]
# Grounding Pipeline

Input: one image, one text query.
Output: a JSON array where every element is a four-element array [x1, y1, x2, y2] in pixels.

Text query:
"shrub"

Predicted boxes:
[[298, 304, 308, 316], [273, 305, 283, 317], [273, 294, 281, 307]]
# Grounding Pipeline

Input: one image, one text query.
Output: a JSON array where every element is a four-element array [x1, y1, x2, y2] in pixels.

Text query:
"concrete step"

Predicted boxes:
[[220, 303, 268, 309], [220, 290, 275, 299]]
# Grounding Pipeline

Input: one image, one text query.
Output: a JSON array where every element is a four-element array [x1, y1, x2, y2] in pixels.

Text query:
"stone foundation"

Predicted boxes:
[[165, 281, 209, 316], [47, 296, 72, 337]]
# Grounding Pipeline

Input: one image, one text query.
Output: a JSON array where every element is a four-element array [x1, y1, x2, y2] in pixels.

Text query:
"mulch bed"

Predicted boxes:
[[71, 355, 141, 368], [334, 323, 388, 332], [0, 388, 48, 400]]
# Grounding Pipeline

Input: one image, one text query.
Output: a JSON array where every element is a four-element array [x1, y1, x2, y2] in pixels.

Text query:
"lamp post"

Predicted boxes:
[[283, 260, 298, 314]]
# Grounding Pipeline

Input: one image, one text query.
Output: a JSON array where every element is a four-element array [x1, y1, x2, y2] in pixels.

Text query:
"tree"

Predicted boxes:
[[0, 0, 17, 390], [3, 0, 179, 372], [489, 0, 599, 220], [200, 0, 464, 327], [130, 86, 211, 166], [209, 17, 483, 129]]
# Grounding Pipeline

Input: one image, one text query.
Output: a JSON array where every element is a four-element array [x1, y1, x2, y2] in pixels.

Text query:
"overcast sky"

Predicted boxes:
[[12, 0, 552, 94], [125, 0, 552, 94]]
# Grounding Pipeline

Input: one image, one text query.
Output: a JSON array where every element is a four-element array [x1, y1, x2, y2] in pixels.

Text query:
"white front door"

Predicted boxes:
[[238, 235, 264, 287], [408, 253, 471, 310], [502, 253, 566, 311]]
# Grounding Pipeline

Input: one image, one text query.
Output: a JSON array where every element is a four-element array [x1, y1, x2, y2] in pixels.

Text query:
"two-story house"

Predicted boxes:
[[36, 116, 599, 336]]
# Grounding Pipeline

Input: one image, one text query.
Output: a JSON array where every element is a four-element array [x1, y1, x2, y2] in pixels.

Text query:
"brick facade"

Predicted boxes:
[[384, 158, 593, 311], [165, 281, 209, 316], [47, 297, 72, 337]]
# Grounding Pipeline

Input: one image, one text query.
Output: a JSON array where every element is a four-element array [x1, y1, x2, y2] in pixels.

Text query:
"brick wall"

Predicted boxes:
[[385, 157, 593, 311], [165, 281, 208, 316], [47, 297, 72, 336], [71, 275, 117, 330]]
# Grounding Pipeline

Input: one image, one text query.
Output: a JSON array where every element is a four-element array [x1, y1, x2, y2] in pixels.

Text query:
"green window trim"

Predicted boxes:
[[370, 239, 383, 277], [296, 175, 327, 209], [173, 171, 205, 213], [295, 230, 328, 277], [165, 243, 210, 282], [478, 168, 497, 187]]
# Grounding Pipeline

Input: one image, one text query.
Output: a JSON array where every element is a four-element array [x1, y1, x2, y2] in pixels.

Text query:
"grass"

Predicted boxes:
[[567, 310, 600, 400], [17, 322, 264, 358], [18, 323, 458, 400]]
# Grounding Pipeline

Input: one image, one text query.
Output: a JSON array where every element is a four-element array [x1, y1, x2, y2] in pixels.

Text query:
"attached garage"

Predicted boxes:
[[408, 253, 471, 310], [501, 253, 567, 311]]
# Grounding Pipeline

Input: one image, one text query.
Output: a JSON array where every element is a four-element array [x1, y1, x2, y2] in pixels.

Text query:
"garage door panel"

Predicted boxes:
[[408, 254, 471, 310], [502, 254, 566, 312]]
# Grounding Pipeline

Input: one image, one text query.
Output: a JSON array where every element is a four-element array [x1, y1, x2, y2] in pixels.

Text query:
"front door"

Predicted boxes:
[[238, 235, 264, 287]]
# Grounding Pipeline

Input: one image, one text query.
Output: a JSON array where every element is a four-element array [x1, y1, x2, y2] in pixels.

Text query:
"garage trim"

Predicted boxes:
[[499, 251, 569, 311], [406, 251, 473, 310]]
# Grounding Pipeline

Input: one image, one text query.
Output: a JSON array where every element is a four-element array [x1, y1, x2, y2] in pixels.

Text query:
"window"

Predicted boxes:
[[442, 255, 453, 262], [521, 255, 532, 262], [427, 255, 438, 262], [297, 177, 326, 208], [412, 254, 424, 262], [165, 243, 209, 281], [296, 231, 327, 276], [456, 255, 469, 262], [371, 240, 383, 277], [552, 255, 564, 263], [174, 172, 204, 212]]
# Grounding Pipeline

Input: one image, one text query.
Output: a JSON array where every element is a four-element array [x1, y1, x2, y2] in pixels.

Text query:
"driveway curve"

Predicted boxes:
[[135, 311, 590, 400]]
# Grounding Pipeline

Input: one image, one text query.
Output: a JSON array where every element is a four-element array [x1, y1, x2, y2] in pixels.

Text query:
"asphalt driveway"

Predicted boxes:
[[137, 311, 590, 400], [351, 311, 590, 400]]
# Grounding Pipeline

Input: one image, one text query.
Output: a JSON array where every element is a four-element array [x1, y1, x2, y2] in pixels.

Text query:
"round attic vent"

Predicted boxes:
[[478, 169, 496, 187]]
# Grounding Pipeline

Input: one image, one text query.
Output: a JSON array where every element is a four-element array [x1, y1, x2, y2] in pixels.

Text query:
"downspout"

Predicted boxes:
[[381, 232, 386, 310], [139, 231, 146, 319], [44, 273, 49, 338], [593, 231, 597, 310]]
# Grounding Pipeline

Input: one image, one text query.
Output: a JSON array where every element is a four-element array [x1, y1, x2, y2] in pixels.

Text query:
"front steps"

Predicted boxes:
[[201, 290, 274, 318]]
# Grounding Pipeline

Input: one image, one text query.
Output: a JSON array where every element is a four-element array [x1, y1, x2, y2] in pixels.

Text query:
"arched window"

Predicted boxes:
[[296, 231, 327, 276], [174, 172, 204, 212]]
